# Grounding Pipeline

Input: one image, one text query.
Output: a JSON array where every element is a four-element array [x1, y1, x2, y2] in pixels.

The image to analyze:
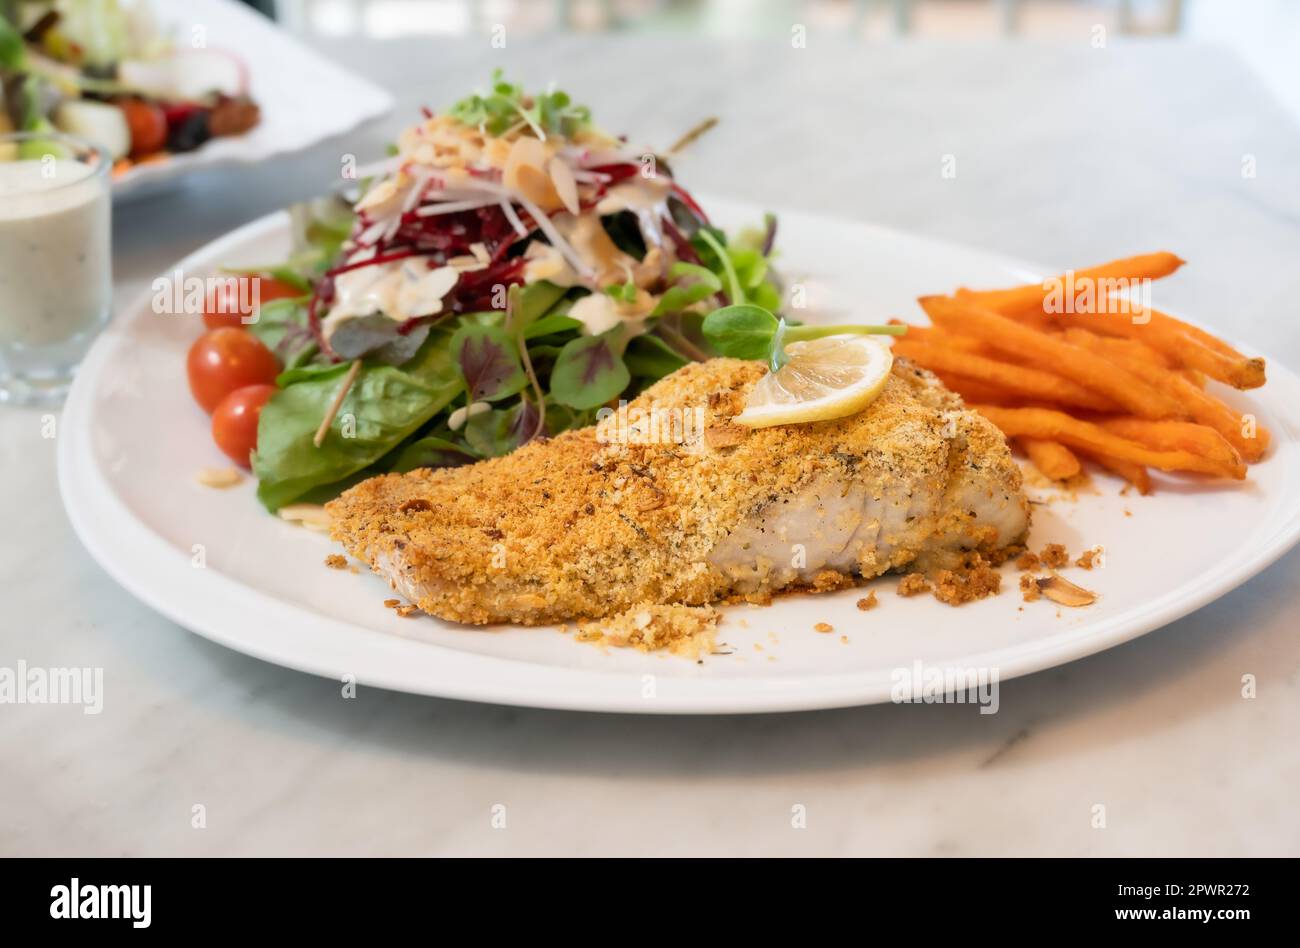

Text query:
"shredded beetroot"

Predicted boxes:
[[327, 247, 427, 277], [660, 214, 701, 265], [305, 157, 711, 359], [450, 256, 528, 312], [585, 163, 640, 184], [670, 183, 710, 224], [390, 205, 527, 259]]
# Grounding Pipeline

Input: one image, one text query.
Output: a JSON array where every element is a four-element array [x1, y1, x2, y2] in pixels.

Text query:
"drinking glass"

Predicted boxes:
[[0, 131, 112, 406]]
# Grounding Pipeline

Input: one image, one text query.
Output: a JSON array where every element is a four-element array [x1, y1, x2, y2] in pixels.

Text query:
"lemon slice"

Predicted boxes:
[[733, 335, 894, 428]]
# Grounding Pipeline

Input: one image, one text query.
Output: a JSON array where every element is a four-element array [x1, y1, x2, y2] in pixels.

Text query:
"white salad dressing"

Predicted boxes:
[[567, 289, 656, 337], [321, 254, 460, 342], [595, 177, 673, 248], [0, 158, 111, 348]]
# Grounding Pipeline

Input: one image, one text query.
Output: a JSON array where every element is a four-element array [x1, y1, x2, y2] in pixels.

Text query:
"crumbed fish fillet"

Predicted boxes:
[[327, 358, 1030, 625]]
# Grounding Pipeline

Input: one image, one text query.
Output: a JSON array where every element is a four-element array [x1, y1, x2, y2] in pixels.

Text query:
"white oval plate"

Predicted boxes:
[[59, 196, 1300, 713]]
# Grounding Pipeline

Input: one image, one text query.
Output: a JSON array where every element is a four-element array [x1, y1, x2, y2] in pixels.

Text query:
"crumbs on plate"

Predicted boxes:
[[577, 603, 719, 659], [1039, 544, 1070, 569], [383, 598, 419, 617], [1019, 574, 1042, 602], [896, 573, 931, 597]]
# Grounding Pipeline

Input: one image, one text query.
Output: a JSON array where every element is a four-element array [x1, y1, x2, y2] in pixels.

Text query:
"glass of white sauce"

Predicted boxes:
[[0, 132, 112, 406]]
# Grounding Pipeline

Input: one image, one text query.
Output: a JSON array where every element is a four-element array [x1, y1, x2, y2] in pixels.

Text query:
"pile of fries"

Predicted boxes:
[[894, 253, 1267, 493]]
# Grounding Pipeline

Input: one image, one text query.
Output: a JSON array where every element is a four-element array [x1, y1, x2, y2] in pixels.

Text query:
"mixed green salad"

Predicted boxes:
[[187, 75, 786, 512], [1, 0, 259, 171]]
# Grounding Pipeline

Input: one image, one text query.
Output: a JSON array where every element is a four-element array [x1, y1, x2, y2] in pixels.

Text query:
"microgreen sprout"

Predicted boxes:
[[448, 69, 592, 139]]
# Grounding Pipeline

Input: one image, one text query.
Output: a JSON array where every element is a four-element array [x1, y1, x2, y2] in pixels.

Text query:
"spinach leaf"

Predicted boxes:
[[275, 361, 349, 387], [246, 298, 318, 371], [328, 312, 430, 365], [390, 435, 477, 473], [252, 328, 461, 511]]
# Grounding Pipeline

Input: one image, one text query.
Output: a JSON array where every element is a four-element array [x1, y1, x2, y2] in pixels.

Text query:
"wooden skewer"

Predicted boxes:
[[313, 359, 362, 447]]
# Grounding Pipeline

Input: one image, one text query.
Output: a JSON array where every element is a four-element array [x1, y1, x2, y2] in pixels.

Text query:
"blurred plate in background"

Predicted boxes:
[[112, 0, 393, 201]]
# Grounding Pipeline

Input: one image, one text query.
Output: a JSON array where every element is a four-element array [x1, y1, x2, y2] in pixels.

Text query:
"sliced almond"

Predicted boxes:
[[196, 467, 243, 489], [484, 137, 512, 168], [441, 166, 470, 186], [1036, 570, 1097, 607], [278, 503, 332, 532], [504, 137, 562, 211], [548, 157, 581, 215], [514, 163, 563, 212], [354, 177, 400, 213]]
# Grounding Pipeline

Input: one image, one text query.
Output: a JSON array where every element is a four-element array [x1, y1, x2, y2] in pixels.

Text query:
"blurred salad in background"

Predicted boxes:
[[181, 73, 783, 513], [0, 0, 259, 173]]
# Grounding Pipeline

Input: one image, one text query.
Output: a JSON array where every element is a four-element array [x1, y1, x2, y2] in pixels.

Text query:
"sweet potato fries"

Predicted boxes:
[[894, 253, 1267, 493]]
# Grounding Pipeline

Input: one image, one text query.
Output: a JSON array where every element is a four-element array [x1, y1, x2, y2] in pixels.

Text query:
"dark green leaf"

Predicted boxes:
[[390, 435, 477, 473], [550, 332, 630, 410], [624, 334, 689, 379], [463, 400, 541, 458], [252, 328, 461, 511], [246, 298, 318, 371], [275, 361, 349, 387], [543, 401, 598, 435], [328, 313, 430, 365], [451, 323, 527, 402]]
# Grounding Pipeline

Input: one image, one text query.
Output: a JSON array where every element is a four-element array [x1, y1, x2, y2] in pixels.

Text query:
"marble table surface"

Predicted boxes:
[[3, 34, 1298, 856]]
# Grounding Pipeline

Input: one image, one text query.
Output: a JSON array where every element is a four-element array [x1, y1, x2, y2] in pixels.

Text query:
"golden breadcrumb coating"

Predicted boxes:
[[327, 358, 1029, 625]]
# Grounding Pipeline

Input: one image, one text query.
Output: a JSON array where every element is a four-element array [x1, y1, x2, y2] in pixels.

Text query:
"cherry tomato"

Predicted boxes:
[[202, 275, 303, 331], [211, 384, 276, 468], [187, 328, 279, 413], [118, 99, 168, 158]]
